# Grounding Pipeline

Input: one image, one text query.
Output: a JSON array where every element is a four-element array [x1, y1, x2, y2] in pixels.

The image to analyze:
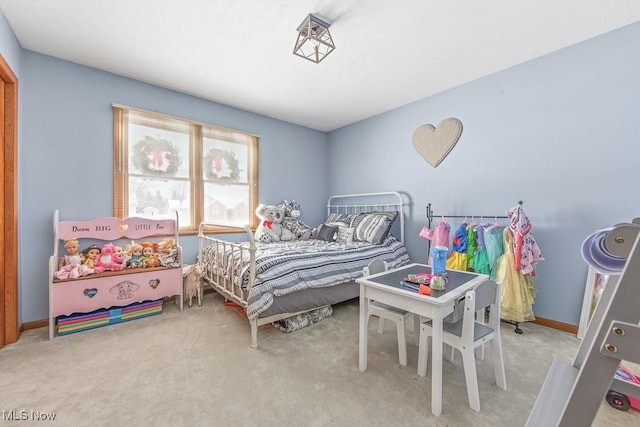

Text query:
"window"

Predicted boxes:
[[113, 105, 259, 233]]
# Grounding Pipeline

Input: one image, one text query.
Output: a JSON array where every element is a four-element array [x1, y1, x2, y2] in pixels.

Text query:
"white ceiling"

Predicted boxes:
[[1, 1, 639, 131]]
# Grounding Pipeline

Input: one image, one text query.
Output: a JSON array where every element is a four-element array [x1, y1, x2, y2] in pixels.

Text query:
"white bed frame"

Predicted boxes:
[[197, 191, 406, 348]]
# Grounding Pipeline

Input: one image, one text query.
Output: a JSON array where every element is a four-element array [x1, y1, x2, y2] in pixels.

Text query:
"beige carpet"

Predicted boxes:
[[1, 294, 638, 427]]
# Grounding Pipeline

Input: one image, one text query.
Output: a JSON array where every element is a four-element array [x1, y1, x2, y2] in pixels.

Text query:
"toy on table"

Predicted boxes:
[[405, 273, 432, 284], [404, 272, 448, 293], [430, 275, 447, 290], [400, 279, 432, 295]]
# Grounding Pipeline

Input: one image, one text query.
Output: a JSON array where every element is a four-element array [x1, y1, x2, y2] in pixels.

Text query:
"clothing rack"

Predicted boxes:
[[425, 201, 521, 228], [424, 201, 524, 334]]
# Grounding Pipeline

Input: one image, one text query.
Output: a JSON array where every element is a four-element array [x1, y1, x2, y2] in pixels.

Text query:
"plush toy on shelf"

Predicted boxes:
[[254, 204, 295, 243], [280, 200, 313, 240], [95, 242, 124, 271]]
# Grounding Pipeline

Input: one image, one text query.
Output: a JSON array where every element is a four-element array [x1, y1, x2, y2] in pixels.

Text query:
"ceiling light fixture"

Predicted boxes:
[[293, 13, 335, 64]]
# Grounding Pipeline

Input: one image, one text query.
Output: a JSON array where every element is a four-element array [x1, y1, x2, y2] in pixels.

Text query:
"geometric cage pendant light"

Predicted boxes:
[[293, 14, 335, 64]]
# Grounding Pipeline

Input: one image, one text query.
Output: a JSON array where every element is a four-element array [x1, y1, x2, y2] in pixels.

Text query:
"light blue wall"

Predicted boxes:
[[18, 52, 328, 323], [328, 22, 640, 326]]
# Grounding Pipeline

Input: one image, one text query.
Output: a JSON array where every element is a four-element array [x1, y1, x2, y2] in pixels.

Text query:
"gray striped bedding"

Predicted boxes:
[[202, 236, 410, 320]]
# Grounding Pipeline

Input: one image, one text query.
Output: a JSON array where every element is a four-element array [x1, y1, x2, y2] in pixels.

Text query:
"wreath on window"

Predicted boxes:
[[132, 136, 182, 176], [204, 148, 240, 182]]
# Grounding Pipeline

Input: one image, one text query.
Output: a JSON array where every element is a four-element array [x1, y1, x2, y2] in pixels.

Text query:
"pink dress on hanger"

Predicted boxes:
[[421, 220, 450, 248], [506, 204, 544, 275]]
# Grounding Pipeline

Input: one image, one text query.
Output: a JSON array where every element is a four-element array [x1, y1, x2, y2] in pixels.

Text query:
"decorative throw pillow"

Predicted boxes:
[[353, 211, 398, 244], [336, 226, 355, 243], [325, 213, 360, 226], [325, 220, 350, 229], [316, 224, 339, 242]]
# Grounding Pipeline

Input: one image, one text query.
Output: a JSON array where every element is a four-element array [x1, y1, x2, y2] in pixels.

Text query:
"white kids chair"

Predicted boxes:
[[417, 280, 507, 411], [363, 259, 420, 367]]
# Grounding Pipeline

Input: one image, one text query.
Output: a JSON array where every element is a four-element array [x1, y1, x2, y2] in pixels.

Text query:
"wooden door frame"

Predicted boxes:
[[0, 54, 18, 346]]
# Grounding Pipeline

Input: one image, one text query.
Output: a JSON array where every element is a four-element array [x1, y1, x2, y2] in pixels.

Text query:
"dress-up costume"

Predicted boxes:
[[506, 204, 544, 275], [483, 225, 504, 281], [420, 220, 450, 248], [497, 204, 543, 322], [446, 223, 468, 271], [466, 224, 477, 270], [472, 224, 491, 274]]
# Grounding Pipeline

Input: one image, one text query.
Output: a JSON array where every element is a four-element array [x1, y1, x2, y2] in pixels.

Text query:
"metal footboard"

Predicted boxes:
[[197, 222, 260, 346]]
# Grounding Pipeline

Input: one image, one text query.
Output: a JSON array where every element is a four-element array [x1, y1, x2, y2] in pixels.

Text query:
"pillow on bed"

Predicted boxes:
[[336, 226, 355, 243], [324, 220, 350, 229], [316, 224, 339, 242], [352, 211, 398, 244], [325, 213, 360, 226]]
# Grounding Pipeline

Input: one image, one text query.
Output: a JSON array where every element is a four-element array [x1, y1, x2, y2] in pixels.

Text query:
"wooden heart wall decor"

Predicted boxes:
[[412, 118, 463, 168]]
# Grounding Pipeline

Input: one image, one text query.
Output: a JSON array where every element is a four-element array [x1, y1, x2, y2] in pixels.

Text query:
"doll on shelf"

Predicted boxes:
[[128, 242, 144, 268], [114, 245, 130, 268], [158, 237, 180, 268], [54, 237, 94, 280], [82, 244, 105, 274], [139, 241, 157, 268]]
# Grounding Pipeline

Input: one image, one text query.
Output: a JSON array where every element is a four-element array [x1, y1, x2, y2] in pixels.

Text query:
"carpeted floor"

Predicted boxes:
[[1, 294, 638, 427]]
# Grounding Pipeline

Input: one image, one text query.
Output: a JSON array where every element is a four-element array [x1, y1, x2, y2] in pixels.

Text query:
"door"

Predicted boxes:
[[0, 55, 18, 347]]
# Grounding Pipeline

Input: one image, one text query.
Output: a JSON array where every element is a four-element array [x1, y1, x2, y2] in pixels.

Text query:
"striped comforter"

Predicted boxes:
[[202, 236, 410, 319]]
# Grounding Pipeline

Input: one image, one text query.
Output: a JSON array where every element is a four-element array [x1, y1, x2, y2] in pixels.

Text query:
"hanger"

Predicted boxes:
[[487, 216, 501, 230]]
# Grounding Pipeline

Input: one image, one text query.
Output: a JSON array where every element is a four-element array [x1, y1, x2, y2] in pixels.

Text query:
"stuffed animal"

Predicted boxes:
[[183, 262, 206, 308], [280, 200, 313, 240], [95, 242, 124, 271], [146, 253, 161, 268], [254, 204, 295, 243]]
